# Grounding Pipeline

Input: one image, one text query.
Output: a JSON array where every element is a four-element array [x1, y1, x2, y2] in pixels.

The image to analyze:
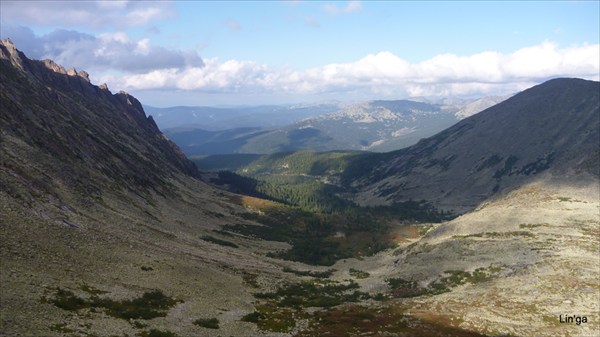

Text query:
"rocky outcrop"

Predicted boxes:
[[0, 38, 26, 71]]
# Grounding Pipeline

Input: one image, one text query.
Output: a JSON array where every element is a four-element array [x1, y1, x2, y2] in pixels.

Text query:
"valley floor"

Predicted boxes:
[[1, 176, 598, 337]]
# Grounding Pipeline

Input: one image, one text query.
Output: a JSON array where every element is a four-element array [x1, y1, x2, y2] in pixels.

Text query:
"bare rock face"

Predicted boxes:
[[77, 70, 90, 82], [0, 38, 26, 71], [42, 59, 68, 74], [115, 90, 149, 124], [66, 67, 77, 76]]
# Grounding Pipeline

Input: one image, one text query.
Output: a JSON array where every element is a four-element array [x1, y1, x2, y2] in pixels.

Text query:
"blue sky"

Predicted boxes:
[[1, 1, 599, 106]]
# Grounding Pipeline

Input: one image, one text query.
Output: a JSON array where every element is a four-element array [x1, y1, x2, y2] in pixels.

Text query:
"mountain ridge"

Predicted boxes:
[[1, 38, 198, 201], [343, 77, 599, 212]]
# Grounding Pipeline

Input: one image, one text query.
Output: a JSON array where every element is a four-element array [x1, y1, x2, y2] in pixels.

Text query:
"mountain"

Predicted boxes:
[[159, 97, 514, 156], [0, 39, 198, 198], [343, 78, 599, 213], [0, 39, 289, 337], [260, 100, 460, 153], [163, 126, 269, 155], [453, 95, 511, 119], [166, 100, 461, 155]]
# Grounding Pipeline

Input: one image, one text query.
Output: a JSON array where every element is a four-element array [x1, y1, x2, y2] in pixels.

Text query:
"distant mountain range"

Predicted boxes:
[[194, 79, 599, 216], [163, 97, 509, 155], [144, 102, 342, 130]]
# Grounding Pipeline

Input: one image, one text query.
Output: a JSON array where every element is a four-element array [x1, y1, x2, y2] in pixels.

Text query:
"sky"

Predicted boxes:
[[1, 0, 599, 107]]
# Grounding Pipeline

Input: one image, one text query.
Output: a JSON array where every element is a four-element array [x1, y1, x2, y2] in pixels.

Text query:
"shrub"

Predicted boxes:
[[50, 289, 88, 311], [349, 268, 370, 279], [193, 318, 219, 329], [136, 329, 179, 337], [48, 288, 180, 320], [200, 235, 239, 248], [97, 290, 179, 320], [282, 267, 335, 278], [241, 311, 265, 323]]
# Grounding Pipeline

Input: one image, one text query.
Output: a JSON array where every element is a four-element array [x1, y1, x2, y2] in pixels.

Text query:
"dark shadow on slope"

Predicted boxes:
[[277, 127, 334, 152], [191, 153, 263, 171]]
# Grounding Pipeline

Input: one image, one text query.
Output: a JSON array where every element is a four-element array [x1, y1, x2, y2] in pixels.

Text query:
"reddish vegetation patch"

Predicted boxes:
[[296, 304, 407, 336], [296, 304, 489, 337], [387, 224, 421, 244], [398, 225, 421, 239], [238, 195, 278, 209]]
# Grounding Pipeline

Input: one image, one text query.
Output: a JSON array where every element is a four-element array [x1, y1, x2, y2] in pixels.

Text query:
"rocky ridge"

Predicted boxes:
[[0, 38, 198, 200]]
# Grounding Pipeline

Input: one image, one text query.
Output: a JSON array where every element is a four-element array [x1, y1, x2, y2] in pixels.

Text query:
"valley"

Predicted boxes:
[[1, 38, 599, 337]]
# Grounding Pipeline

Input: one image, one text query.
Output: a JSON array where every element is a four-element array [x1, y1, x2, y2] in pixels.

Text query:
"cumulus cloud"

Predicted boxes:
[[0, 0, 174, 28], [3, 27, 597, 101], [1, 26, 203, 73], [108, 41, 598, 100], [106, 58, 267, 92]]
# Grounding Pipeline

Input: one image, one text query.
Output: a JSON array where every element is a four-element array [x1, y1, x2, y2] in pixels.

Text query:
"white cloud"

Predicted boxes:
[[502, 41, 599, 80], [345, 1, 362, 13], [324, 0, 362, 15], [108, 41, 598, 100], [126, 7, 165, 26], [135, 38, 151, 55], [0, 1, 174, 28], [119, 68, 179, 90], [3, 27, 596, 102], [2, 27, 203, 73], [104, 58, 269, 93]]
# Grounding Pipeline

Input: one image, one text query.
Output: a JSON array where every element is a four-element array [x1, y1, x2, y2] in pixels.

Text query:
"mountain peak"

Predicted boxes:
[[0, 38, 26, 71], [0, 37, 17, 52]]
